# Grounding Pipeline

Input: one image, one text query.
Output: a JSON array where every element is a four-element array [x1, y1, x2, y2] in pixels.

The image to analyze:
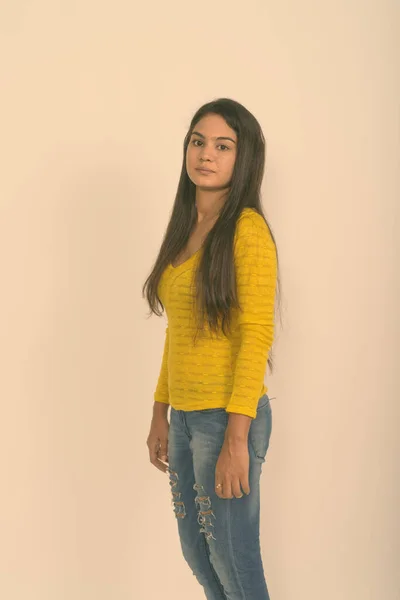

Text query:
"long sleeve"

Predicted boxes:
[[154, 325, 170, 404], [226, 215, 277, 419]]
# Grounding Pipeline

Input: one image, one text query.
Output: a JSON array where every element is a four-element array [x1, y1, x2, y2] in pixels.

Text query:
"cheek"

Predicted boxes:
[[221, 153, 236, 176], [186, 147, 196, 169]]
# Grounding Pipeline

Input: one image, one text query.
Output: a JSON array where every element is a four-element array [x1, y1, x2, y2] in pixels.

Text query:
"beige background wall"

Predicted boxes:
[[0, 1, 399, 599]]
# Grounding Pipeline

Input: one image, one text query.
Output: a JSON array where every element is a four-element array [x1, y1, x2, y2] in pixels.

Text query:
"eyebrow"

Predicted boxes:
[[191, 131, 237, 144]]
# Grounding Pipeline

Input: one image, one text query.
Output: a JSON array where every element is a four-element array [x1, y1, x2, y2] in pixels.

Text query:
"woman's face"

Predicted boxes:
[[186, 113, 237, 190]]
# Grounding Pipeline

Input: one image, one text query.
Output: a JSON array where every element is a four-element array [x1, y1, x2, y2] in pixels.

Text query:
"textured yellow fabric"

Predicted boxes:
[[154, 207, 277, 419]]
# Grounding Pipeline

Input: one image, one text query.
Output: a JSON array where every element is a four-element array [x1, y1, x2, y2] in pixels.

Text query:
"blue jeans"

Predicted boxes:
[[167, 394, 272, 600]]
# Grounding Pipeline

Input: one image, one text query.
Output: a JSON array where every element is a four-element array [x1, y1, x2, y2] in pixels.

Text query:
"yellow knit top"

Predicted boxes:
[[154, 207, 277, 419]]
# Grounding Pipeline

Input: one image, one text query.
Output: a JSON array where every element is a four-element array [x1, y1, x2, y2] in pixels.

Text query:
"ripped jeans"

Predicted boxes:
[[167, 394, 272, 600]]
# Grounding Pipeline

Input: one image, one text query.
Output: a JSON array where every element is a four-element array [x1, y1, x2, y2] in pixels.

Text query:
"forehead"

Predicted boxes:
[[192, 114, 237, 140]]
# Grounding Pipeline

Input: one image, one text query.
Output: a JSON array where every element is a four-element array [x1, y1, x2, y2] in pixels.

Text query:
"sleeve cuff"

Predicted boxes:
[[153, 393, 170, 405], [225, 404, 257, 419]]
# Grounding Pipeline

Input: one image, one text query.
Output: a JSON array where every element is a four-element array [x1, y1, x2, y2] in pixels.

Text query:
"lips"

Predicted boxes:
[[196, 168, 215, 173]]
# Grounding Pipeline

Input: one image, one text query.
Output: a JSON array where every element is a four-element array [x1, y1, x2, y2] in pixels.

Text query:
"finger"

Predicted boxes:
[[232, 477, 243, 499], [215, 471, 224, 498], [240, 473, 251, 496], [156, 450, 169, 465], [215, 480, 224, 498], [222, 477, 233, 500], [148, 439, 159, 464], [153, 458, 169, 473], [158, 439, 169, 463], [149, 441, 168, 473]]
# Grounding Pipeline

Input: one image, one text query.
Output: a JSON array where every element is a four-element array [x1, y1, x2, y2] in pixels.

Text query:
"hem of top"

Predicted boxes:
[[166, 402, 258, 419], [167, 384, 268, 416]]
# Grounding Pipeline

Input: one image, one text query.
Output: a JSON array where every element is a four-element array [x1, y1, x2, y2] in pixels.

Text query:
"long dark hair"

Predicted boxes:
[[142, 98, 282, 373]]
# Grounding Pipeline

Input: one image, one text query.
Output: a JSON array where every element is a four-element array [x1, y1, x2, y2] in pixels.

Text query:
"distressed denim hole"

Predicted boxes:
[[193, 483, 216, 542], [168, 469, 186, 519]]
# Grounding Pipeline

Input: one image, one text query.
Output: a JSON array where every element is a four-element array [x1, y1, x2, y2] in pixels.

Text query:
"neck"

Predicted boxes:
[[195, 187, 228, 223]]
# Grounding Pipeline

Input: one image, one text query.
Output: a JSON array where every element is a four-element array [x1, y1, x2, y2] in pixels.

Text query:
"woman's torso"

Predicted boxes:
[[157, 208, 269, 413]]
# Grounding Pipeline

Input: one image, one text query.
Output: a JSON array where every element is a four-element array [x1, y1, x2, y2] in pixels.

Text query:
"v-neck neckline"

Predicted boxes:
[[170, 247, 201, 270]]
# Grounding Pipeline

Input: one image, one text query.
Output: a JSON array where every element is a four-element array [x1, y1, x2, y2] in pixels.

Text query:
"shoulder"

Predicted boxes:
[[234, 208, 273, 247]]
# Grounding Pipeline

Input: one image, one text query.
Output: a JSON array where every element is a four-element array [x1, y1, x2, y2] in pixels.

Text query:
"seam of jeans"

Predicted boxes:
[[201, 535, 226, 599], [226, 499, 246, 599], [180, 411, 192, 439]]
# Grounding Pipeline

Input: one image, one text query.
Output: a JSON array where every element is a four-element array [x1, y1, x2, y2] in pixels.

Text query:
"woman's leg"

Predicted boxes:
[[168, 407, 227, 600], [186, 395, 273, 600]]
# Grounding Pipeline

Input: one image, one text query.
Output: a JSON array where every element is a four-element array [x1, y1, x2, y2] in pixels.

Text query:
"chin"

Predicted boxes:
[[190, 172, 223, 188]]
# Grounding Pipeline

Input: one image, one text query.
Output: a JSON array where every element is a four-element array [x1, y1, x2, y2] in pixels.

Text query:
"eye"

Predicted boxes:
[[192, 139, 203, 146], [218, 144, 230, 151]]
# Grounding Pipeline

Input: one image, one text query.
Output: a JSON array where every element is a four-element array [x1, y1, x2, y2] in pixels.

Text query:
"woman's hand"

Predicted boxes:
[[147, 402, 169, 474], [215, 413, 252, 499]]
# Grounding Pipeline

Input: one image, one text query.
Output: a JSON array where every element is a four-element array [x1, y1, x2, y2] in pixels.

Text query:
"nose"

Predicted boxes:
[[199, 143, 215, 162]]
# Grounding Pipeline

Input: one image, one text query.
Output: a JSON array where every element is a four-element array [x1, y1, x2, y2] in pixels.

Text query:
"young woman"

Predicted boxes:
[[142, 98, 280, 600]]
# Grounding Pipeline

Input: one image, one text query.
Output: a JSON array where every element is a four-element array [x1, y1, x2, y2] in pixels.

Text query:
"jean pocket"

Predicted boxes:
[[249, 396, 272, 461], [256, 393, 271, 411]]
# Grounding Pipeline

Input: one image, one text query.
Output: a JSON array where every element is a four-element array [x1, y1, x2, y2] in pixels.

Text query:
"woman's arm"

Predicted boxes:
[[153, 325, 170, 405], [226, 214, 277, 420], [215, 214, 277, 499], [147, 326, 170, 474]]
